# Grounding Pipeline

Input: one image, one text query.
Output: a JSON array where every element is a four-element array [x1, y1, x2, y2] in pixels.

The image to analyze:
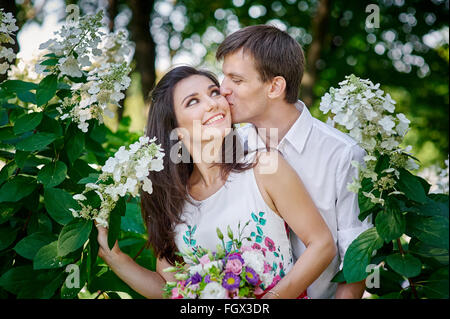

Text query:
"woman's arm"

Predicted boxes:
[[97, 225, 175, 299], [254, 151, 337, 299]]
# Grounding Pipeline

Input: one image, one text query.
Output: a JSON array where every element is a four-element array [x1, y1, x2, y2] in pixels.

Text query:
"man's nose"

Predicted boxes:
[[220, 81, 231, 96]]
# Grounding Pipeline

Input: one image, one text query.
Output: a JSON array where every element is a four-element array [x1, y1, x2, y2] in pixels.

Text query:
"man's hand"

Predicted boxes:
[[335, 280, 366, 299]]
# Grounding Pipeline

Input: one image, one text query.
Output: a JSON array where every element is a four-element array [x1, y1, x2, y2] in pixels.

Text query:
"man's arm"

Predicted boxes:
[[334, 144, 372, 299]]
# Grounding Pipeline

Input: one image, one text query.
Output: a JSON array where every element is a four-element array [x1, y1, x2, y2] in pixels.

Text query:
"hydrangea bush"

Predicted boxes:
[[0, 9, 157, 299], [320, 75, 448, 299]]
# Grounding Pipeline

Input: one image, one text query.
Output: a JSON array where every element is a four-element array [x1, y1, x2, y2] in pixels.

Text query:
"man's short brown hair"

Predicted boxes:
[[216, 24, 305, 104]]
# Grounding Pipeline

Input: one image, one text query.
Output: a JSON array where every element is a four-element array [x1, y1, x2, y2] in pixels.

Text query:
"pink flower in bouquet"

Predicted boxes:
[[171, 287, 183, 299], [225, 258, 243, 275], [199, 254, 211, 265]]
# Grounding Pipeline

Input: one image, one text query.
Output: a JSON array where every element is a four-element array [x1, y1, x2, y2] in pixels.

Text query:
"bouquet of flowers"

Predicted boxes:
[[163, 223, 278, 299]]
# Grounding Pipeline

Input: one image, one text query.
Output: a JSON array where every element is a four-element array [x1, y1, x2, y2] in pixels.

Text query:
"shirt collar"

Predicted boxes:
[[278, 100, 313, 155]]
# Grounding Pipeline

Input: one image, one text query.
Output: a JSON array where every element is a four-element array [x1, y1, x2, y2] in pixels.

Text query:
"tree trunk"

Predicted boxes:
[[301, 0, 331, 108], [128, 0, 156, 104], [0, 0, 19, 83]]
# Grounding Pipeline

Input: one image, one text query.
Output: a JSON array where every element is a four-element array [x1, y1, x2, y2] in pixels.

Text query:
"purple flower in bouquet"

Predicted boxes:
[[222, 272, 241, 290], [244, 267, 259, 286], [227, 252, 244, 264], [186, 272, 202, 286], [204, 275, 212, 283]]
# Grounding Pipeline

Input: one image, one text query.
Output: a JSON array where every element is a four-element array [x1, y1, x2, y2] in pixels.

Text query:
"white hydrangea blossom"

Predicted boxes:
[[0, 9, 19, 75], [71, 136, 164, 227], [418, 156, 449, 195], [36, 11, 134, 132], [199, 282, 227, 299], [320, 74, 419, 206]]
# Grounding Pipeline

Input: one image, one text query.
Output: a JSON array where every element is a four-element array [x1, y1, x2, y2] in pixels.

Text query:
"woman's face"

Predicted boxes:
[[173, 74, 232, 145]]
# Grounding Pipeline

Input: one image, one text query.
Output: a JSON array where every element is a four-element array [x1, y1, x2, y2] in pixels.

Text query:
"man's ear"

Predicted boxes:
[[267, 76, 286, 100]]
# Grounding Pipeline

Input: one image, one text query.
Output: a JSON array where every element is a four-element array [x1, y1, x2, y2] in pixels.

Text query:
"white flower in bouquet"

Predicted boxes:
[[71, 136, 164, 227], [200, 282, 227, 299], [320, 74, 418, 205]]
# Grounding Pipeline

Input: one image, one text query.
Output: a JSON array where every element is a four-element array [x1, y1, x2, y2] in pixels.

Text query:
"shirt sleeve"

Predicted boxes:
[[335, 144, 373, 270]]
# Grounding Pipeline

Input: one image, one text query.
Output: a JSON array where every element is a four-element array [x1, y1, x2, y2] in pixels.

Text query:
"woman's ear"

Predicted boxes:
[[267, 76, 287, 100]]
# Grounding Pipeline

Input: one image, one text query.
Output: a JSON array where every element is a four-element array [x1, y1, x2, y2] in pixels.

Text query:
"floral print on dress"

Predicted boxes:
[[180, 211, 294, 286]]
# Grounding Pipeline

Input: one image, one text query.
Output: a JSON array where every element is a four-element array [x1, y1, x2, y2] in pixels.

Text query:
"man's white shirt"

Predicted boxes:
[[236, 100, 373, 299]]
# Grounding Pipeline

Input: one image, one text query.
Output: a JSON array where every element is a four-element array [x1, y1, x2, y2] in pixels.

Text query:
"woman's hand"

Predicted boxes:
[[96, 222, 122, 266]]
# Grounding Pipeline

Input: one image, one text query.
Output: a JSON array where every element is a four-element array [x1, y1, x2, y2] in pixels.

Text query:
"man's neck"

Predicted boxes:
[[253, 101, 301, 147]]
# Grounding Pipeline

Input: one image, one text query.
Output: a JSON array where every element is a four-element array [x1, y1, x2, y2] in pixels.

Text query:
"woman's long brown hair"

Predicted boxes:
[[141, 66, 254, 264]]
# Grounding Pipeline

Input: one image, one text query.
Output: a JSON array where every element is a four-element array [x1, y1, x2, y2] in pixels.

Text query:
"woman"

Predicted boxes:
[[97, 66, 336, 299]]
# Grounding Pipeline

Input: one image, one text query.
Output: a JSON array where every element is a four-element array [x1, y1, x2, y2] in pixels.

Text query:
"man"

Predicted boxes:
[[216, 25, 373, 299]]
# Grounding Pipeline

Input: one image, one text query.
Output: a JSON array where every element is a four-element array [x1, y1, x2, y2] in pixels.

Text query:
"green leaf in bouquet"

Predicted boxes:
[[108, 197, 126, 250], [44, 187, 77, 225], [343, 227, 384, 283], [57, 217, 92, 257], [13, 112, 43, 135], [36, 74, 58, 107], [375, 199, 406, 242], [375, 154, 390, 175], [397, 168, 427, 204], [405, 214, 449, 250], [386, 253, 422, 278], [331, 270, 346, 283], [37, 160, 67, 188], [0, 176, 37, 203], [13, 231, 57, 260], [33, 241, 75, 270], [0, 225, 18, 251], [16, 132, 57, 152]]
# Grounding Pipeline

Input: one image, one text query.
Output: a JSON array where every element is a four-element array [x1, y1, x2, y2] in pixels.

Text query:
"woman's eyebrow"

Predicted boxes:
[[182, 92, 197, 104]]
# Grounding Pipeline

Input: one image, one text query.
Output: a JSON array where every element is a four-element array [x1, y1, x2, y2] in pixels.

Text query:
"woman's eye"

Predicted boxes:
[[187, 99, 198, 107], [211, 89, 220, 96]]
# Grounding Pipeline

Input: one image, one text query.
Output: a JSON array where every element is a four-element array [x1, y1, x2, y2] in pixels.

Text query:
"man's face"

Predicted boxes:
[[220, 49, 269, 124]]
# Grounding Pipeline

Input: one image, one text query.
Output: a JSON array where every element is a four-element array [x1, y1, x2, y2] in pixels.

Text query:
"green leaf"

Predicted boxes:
[[16, 132, 57, 152], [358, 178, 376, 219], [414, 197, 449, 218], [0, 225, 18, 250], [375, 200, 406, 242], [37, 161, 67, 187], [408, 238, 448, 265], [0, 161, 16, 185], [77, 173, 100, 185], [36, 74, 58, 107], [386, 253, 422, 278], [14, 150, 29, 169], [397, 168, 427, 204], [0, 266, 36, 295], [44, 188, 77, 225], [27, 211, 53, 234], [343, 227, 384, 283], [1, 80, 38, 92], [0, 176, 37, 203], [121, 200, 146, 234], [331, 270, 346, 283], [65, 127, 85, 165], [13, 232, 57, 260], [406, 215, 449, 250], [421, 267, 449, 299], [33, 241, 74, 270], [0, 126, 16, 141], [57, 217, 92, 257], [13, 112, 43, 135], [108, 197, 126, 250], [17, 90, 37, 104]]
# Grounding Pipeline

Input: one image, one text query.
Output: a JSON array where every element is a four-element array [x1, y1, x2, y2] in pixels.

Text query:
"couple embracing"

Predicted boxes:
[[96, 25, 372, 299]]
